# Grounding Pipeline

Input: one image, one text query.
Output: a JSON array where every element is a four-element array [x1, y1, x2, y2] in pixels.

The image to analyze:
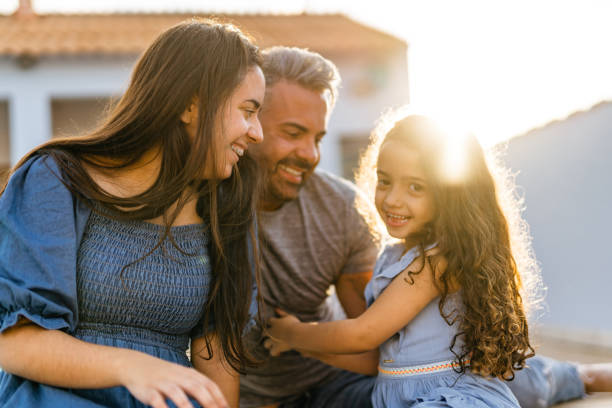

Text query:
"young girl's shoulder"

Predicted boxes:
[[375, 242, 418, 276]]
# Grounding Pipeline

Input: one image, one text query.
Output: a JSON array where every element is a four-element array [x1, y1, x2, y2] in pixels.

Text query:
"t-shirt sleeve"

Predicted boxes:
[[340, 189, 380, 275], [0, 155, 84, 334]]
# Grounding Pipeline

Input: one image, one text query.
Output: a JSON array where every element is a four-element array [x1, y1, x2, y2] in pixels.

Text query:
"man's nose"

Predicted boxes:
[[295, 138, 319, 165]]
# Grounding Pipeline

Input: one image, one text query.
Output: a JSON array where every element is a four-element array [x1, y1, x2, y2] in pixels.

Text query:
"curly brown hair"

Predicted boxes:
[[356, 110, 543, 379]]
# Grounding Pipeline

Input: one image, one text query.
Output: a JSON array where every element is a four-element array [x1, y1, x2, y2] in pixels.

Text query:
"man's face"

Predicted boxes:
[[251, 80, 329, 210]]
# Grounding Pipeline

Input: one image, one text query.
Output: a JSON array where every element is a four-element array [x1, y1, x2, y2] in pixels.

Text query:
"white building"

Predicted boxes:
[[504, 101, 612, 347], [0, 1, 409, 179]]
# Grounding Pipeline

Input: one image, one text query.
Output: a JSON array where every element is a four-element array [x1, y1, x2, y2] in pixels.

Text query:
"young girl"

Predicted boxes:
[[266, 113, 539, 407], [0, 19, 264, 408]]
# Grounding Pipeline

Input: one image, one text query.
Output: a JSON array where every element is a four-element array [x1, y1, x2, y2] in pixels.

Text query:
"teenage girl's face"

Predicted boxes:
[[375, 140, 435, 245], [182, 66, 266, 179]]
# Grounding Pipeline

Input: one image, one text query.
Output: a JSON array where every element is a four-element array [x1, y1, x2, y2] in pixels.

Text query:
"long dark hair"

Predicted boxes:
[[357, 112, 541, 379], [4, 19, 262, 372]]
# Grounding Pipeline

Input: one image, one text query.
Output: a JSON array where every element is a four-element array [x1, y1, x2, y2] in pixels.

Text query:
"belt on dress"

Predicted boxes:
[[378, 358, 470, 378]]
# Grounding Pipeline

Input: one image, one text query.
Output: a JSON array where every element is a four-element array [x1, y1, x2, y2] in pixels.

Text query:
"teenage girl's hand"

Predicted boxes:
[[118, 350, 229, 408]]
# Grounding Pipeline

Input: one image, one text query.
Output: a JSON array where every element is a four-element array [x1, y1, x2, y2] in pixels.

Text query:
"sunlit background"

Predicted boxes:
[[3, 0, 612, 146], [2, 0, 612, 366]]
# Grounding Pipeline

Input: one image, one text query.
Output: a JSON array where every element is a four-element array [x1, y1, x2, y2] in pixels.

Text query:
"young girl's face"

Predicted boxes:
[[375, 140, 435, 244]]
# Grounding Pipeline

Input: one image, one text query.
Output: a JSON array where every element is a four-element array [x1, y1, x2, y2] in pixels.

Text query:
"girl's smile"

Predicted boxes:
[[383, 211, 412, 227]]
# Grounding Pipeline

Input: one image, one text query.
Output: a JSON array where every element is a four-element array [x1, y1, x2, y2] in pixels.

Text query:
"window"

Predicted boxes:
[[51, 97, 114, 138], [340, 133, 370, 181]]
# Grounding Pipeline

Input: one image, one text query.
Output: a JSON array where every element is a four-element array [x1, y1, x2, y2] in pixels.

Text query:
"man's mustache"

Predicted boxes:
[[275, 158, 313, 174]]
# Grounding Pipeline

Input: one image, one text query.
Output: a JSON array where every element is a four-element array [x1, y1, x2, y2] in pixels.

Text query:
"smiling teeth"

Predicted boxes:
[[387, 213, 409, 220], [231, 145, 244, 157], [279, 165, 302, 176]]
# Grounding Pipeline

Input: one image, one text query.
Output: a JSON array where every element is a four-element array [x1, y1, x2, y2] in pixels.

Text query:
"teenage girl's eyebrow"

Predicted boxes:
[[244, 99, 261, 109]]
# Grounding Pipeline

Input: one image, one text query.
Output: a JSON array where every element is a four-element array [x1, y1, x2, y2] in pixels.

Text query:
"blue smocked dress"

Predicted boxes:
[[0, 155, 252, 407], [364, 243, 520, 408]]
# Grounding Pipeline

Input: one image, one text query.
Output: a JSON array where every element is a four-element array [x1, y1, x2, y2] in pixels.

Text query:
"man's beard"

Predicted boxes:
[[261, 157, 314, 208]]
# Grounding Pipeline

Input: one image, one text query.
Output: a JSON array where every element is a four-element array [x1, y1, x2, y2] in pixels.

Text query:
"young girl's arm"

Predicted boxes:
[[267, 257, 442, 354], [300, 349, 379, 376], [265, 335, 379, 376], [0, 319, 229, 408]]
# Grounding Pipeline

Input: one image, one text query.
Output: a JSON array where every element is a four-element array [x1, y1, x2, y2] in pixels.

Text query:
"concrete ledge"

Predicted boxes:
[[553, 393, 612, 407]]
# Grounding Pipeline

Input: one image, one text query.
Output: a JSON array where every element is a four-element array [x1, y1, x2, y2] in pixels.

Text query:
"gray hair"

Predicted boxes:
[[261, 46, 341, 108]]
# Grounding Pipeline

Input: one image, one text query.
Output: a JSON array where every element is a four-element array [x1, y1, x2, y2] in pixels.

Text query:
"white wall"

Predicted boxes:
[[319, 50, 409, 175], [0, 49, 409, 174], [0, 56, 133, 164], [504, 102, 612, 341]]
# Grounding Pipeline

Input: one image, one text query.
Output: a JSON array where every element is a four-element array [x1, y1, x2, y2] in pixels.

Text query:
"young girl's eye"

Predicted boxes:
[[244, 109, 255, 119], [377, 178, 390, 188], [409, 183, 424, 192]]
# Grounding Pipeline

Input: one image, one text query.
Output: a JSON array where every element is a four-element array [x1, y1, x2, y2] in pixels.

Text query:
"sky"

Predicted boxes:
[[3, 0, 612, 146]]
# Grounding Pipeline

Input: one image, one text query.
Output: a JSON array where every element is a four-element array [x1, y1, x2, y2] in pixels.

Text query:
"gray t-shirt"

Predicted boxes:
[[240, 170, 379, 406]]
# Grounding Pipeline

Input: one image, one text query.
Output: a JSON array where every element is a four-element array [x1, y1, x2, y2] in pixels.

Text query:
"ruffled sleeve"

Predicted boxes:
[[0, 155, 91, 334], [364, 243, 436, 306]]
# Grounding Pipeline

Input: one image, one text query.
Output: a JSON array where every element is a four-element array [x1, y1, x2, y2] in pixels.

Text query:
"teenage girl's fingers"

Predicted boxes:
[[127, 384, 169, 408], [174, 369, 227, 408], [193, 376, 228, 408], [121, 353, 227, 408], [182, 382, 217, 408], [160, 383, 193, 408], [147, 391, 169, 408]]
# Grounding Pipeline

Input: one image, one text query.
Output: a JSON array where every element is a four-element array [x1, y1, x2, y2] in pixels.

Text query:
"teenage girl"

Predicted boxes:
[[266, 113, 540, 407], [0, 20, 264, 408]]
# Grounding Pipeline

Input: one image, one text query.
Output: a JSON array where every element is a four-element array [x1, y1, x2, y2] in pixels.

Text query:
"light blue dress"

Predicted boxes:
[[364, 243, 520, 407], [0, 155, 255, 407]]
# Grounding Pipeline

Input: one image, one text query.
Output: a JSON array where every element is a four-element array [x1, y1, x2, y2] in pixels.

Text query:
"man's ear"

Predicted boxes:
[[180, 98, 199, 125]]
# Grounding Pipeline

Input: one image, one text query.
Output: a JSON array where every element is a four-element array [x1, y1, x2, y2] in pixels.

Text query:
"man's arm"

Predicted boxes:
[[335, 271, 372, 318]]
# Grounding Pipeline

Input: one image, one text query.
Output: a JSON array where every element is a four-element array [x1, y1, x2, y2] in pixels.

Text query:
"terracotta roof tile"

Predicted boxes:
[[0, 12, 406, 57]]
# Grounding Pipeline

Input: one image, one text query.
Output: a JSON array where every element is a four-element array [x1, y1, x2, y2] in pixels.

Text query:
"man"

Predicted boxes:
[[242, 46, 609, 408]]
